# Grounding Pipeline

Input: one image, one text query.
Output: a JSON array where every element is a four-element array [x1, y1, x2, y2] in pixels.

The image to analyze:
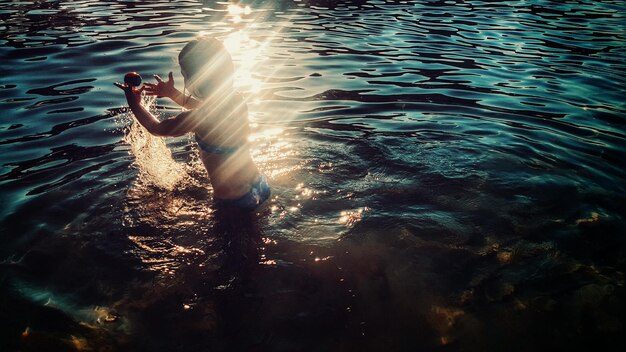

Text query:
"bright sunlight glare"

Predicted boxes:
[[201, 2, 302, 182]]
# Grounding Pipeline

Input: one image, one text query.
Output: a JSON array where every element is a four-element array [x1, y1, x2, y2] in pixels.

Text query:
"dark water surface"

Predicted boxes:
[[2, 0, 626, 351]]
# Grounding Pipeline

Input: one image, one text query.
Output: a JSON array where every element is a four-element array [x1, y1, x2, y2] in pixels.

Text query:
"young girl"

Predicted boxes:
[[115, 37, 270, 211]]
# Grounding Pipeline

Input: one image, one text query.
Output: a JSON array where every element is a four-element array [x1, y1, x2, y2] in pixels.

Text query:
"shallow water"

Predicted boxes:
[[1, 0, 626, 351]]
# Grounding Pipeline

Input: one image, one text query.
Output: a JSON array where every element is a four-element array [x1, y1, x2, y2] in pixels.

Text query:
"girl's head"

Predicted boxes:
[[178, 37, 234, 98]]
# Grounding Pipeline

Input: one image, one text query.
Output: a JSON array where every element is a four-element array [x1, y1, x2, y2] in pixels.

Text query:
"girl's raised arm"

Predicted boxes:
[[115, 82, 195, 137], [144, 72, 202, 109]]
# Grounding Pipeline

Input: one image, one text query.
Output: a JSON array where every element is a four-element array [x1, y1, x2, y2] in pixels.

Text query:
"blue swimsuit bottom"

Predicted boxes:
[[213, 175, 271, 211]]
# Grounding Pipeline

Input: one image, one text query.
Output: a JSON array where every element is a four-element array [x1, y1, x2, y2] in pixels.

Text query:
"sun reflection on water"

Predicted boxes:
[[339, 207, 368, 227], [200, 2, 305, 190], [227, 4, 252, 16], [248, 126, 284, 142], [250, 126, 303, 179], [223, 31, 265, 93]]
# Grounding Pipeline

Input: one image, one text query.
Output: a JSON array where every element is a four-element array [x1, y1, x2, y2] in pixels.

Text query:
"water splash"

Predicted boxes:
[[123, 95, 187, 191]]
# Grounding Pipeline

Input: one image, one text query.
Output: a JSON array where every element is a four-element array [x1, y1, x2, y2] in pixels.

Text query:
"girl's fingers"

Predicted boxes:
[[143, 84, 160, 96], [114, 82, 134, 94], [154, 74, 164, 83], [168, 72, 174, 82]]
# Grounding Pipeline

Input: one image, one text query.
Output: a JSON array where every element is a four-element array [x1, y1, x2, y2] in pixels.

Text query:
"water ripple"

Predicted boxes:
[[1, 0, 626, 350]]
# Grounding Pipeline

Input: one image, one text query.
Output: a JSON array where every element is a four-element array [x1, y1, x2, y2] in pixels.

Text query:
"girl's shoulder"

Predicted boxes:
[[219, 91, 248, 118], [191, 91, 248, 124]]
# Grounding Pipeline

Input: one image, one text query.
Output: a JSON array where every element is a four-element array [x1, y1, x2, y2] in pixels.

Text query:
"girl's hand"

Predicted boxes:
[[144, 72, 176, 98], [114, 82, 144, 105]]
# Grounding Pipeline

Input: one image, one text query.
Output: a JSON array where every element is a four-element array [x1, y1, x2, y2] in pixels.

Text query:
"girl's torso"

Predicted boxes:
[[190, 92, 260, 199]]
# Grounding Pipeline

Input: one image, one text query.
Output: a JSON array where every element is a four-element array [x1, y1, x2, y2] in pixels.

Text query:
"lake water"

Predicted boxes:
[[1, 0, 625, 351]]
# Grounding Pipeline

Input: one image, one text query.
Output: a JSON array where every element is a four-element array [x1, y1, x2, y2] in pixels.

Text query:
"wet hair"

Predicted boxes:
[[178, 37, 234, 97]]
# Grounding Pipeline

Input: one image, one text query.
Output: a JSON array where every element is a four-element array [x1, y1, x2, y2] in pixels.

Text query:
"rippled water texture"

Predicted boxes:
[[1, 1, 626, 351]]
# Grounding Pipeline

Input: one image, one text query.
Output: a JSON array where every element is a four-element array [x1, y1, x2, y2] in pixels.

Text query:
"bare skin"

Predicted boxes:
[[115, 72, 261, 199]]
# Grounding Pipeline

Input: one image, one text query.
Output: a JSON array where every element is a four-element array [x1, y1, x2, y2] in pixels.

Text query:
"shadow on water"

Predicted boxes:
[[0, 149, 277, 351], [117, 203, 272, 351], [0, 191, 270, 351]]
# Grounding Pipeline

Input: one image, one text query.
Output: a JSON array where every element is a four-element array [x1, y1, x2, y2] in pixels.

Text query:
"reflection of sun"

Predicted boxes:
[[249, 127, 302, 179], [200, 2, 266, 92], [228, 4, 252, 16], [203, 3, 300, 182], [223, 31, 264, 93], [339, 207, 368, 227], [248, 127, 284, 142], [221, 3, 289, 100]]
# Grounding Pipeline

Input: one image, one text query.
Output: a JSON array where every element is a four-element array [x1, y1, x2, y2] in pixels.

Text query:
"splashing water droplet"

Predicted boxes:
[[123, 96, 188, 190]]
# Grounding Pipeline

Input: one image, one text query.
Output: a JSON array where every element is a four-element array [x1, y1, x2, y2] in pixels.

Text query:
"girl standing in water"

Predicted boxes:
[[115, 37, 270, 211]]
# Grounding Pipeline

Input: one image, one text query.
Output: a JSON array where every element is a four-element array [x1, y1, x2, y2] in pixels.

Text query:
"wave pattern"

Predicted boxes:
[[1, 1, 625, 351]]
